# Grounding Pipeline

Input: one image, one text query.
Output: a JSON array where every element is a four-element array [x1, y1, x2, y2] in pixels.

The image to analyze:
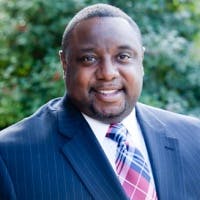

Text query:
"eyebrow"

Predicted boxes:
[[79, 46, 96, 52], [118, 45, 135, 51], [78, 45, 137, 53]]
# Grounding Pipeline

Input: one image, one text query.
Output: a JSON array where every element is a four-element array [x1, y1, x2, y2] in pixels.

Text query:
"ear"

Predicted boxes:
[[59, 50, 67, 78], [142, 46, 145, 59], [141, 46, 145, 76], [142, 65, 144, 77]]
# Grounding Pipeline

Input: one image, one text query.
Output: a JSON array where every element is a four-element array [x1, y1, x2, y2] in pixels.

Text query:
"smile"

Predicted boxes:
[[92, 88, 124, 103], [98, 90, 119, 95]]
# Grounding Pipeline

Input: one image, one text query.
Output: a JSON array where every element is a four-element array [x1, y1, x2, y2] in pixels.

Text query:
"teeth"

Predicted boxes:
[[98, 90, 117, 94]]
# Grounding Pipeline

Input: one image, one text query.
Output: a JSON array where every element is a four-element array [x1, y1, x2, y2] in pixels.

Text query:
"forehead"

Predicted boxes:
[[70, 17, 142, 51]]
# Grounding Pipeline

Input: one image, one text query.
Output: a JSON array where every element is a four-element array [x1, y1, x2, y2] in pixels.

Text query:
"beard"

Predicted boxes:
[[68, 94, 135, 124], [88, 99, 133, 124]]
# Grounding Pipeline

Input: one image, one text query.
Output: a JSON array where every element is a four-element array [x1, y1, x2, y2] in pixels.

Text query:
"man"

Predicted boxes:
[[0, 3, 199, 200]]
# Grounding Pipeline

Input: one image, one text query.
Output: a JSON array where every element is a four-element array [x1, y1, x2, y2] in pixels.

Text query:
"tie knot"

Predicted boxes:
[[106, 123, 128, 144]]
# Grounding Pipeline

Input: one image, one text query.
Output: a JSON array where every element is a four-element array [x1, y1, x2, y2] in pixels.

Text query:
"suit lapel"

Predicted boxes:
[[136, 103, 185, 200], [57, 97, 128, 200]]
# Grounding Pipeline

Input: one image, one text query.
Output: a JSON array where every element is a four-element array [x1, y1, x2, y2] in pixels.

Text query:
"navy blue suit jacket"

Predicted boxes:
[[0, 96, 200, 200]]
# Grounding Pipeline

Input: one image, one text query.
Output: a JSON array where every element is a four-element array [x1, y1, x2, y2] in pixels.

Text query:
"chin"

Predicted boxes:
[[90, 104, 131, 124]]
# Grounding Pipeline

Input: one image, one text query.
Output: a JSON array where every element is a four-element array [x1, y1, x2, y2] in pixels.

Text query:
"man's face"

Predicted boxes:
[[61, 17, 144, 124]]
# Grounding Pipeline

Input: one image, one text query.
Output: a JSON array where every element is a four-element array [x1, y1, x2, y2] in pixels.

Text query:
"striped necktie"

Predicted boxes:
[[106, 123, 157, 200]]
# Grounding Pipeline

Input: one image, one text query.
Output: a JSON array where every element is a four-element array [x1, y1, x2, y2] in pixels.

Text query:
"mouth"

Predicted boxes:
[[91, 87, 124, 103], [97, 89, 119, 95]]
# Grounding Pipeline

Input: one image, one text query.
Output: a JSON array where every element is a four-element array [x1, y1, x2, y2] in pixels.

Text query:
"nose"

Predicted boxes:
[[96, 57, 119, 81]]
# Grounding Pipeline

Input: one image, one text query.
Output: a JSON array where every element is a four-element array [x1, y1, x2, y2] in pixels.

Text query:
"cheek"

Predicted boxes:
[[67, 68, 93, 92], [123, 67, 143, 91]]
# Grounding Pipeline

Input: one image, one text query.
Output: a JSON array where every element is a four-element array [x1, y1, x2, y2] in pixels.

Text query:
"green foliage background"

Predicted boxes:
[[0, 0, 200, 129]]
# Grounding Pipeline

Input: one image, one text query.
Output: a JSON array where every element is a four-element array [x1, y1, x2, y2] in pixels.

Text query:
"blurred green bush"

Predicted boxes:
[[0, 0, 200, 129]]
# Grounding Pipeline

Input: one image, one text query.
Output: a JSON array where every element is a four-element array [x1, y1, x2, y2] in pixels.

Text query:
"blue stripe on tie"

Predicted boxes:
[[130, 161, 151, 182]]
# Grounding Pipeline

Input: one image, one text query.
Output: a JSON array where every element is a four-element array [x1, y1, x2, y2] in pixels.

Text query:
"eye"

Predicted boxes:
[[117, 53, 131, 63], [78, 55, 97, 65]]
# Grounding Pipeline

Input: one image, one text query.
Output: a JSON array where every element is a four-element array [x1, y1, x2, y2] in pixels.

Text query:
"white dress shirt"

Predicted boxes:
[[82, 109, 156, 186]]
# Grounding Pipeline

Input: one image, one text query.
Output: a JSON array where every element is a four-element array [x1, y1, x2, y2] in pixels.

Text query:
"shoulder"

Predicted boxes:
[[0, 97, 64, 143], [136, 102, 200, 136], [137, 102, 200, 125]]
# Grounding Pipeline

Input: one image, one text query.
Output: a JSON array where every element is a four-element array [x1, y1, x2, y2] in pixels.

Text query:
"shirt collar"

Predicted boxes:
[[82, 109, 136, 143]]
